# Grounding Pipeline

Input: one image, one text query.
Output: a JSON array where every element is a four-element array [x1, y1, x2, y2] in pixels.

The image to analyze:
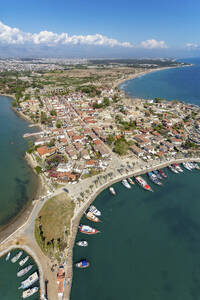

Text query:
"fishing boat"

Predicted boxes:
[[22, 287, 39, 299], [85, 211, 100, 223], [182, 162, 192, 170], [109, 187, 116, 195], [153, 170, 163, 180], [19, 256, 30, 266], [147, 172, 162, 185], [76, 241, 88, 247], [173, 163, 183, 172], [17, 265, 33, 277], [168, 165, 178, 173], [79, 225, 99, 235], [75, 259, 90, 268], [89, 205, 101, 216], [19, 272, 39, 289], [122, 179, 131, 189], [158, 169, 168, 178], [127, 177, 135, 185], [6, 252, 10, 261], [11, 251, 23, 263], [135, 176, 153, 192]]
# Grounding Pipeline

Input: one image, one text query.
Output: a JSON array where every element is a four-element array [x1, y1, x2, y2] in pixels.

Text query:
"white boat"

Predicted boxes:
[[79, 225, 99, 235], [122, 179, 131, 189], [11, 251, 23, 263], [76, 241, 88, 247], [17, 265, 33, 277], [22, 286, 39, 298], [89, 205, 101, 216], [173, 163, 183, 172], [19, 272, 39, 289], [182, 162, 192, 170], [109, 187, 116, 195], [188, 162, 195, 169], [6, 252, 10, 261], [19, 256, 30, 266]]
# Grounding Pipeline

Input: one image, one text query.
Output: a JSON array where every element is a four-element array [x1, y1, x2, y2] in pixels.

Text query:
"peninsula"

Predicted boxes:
[[0, 58, 199, 300]]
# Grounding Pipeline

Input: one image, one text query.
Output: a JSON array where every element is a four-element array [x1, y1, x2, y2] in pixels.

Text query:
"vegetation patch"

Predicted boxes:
[[35, 193, 75, 260]]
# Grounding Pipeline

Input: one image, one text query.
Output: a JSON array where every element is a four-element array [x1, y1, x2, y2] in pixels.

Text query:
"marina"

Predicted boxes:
[[71, 165, 200, 300]]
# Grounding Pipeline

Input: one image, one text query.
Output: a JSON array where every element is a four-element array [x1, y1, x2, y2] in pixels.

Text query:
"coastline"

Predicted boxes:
[[65, 156, 200, 300]]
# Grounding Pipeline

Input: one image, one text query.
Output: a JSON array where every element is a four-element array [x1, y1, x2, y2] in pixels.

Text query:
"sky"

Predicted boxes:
[[0, 0, 200, 58]]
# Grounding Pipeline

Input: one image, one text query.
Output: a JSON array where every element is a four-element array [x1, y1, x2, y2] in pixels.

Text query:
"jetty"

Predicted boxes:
[[23, 132, 43, 138]]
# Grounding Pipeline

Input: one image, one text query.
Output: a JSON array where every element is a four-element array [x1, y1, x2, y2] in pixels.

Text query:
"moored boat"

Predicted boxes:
[[153, 170, 163, 180], [158, 169, 168, 178], [168, 165, 178, 173], [173, 163, 183, 172], [127, 177, 135, 185], [6, 252, 10, 261], [11, 251, 23, 263], [76, 241, 88, 247], [19, 256, 30, 266], [85, 211, 100, 223], [109, 187, 116, 195], [17, 265, 33, 277], [122, 179, 131, 189], [147, 172, 162, 186], [19, 272, 39, 289], [22, 286, 38, 299], [89, 205, 101, 216], [182, 162, 192, 170], [135, 176, 153, 192], [75, 259, 90, 268], [79, 225, 99, 235]]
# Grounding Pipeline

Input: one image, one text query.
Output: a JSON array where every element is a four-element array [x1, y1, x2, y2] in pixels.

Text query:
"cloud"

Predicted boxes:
[[185, 43, 199, 49], [139, 39, 168, 49], [0, 21, 132, 48]]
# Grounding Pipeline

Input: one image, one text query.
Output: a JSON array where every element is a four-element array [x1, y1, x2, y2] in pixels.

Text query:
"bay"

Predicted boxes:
[[0, 95, 38, 228], [120, 58, 200, 105], [71, 168, 200, 300]]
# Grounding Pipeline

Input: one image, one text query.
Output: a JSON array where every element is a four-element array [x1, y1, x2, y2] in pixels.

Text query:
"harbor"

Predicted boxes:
[[71, 163, 200, 300]]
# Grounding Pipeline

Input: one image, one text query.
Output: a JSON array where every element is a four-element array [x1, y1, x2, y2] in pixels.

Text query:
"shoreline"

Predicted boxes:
[[65, 156, 200, 300]]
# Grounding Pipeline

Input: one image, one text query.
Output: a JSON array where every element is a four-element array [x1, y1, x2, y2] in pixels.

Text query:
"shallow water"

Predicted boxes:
[[0, 96, 38, 228]]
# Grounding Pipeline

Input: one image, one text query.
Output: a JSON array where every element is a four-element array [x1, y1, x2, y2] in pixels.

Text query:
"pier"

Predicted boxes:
[[23, 132, 44, 138]]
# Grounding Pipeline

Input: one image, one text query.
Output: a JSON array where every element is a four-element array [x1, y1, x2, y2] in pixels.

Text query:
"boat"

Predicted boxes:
[[122, 179, 131, 189], [192, 162, 200, 170], [173, 163, 183, 172], [158, 169, 168, 178], [19, 272, 39, 289], [147, 172, 162, 185], [109, 187, 116, 195], [5, 252, 10, 261], [79, 225, 99, 235], [182, 162, 192, 170], [188, 162, 195, 169], [135, 176, 153, 192], [85, 211, 100, 223], [17, 265, 33, 277], [11, 251, 23, 263], [89, 205, 101, 216], [168, 165, 178, 173], [76, 241, 88, 247], [22, 287, 39, 299], [75, 259, 90, 268], [19, 256, 30, 266], [127, 177, 135, 185], [153, 170, 163, 180], [56, 265, 66, 298]]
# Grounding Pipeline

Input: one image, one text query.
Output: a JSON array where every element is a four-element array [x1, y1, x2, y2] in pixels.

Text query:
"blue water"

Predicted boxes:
[[120, 58, 200, 105], [0, 249, 40, 300]]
